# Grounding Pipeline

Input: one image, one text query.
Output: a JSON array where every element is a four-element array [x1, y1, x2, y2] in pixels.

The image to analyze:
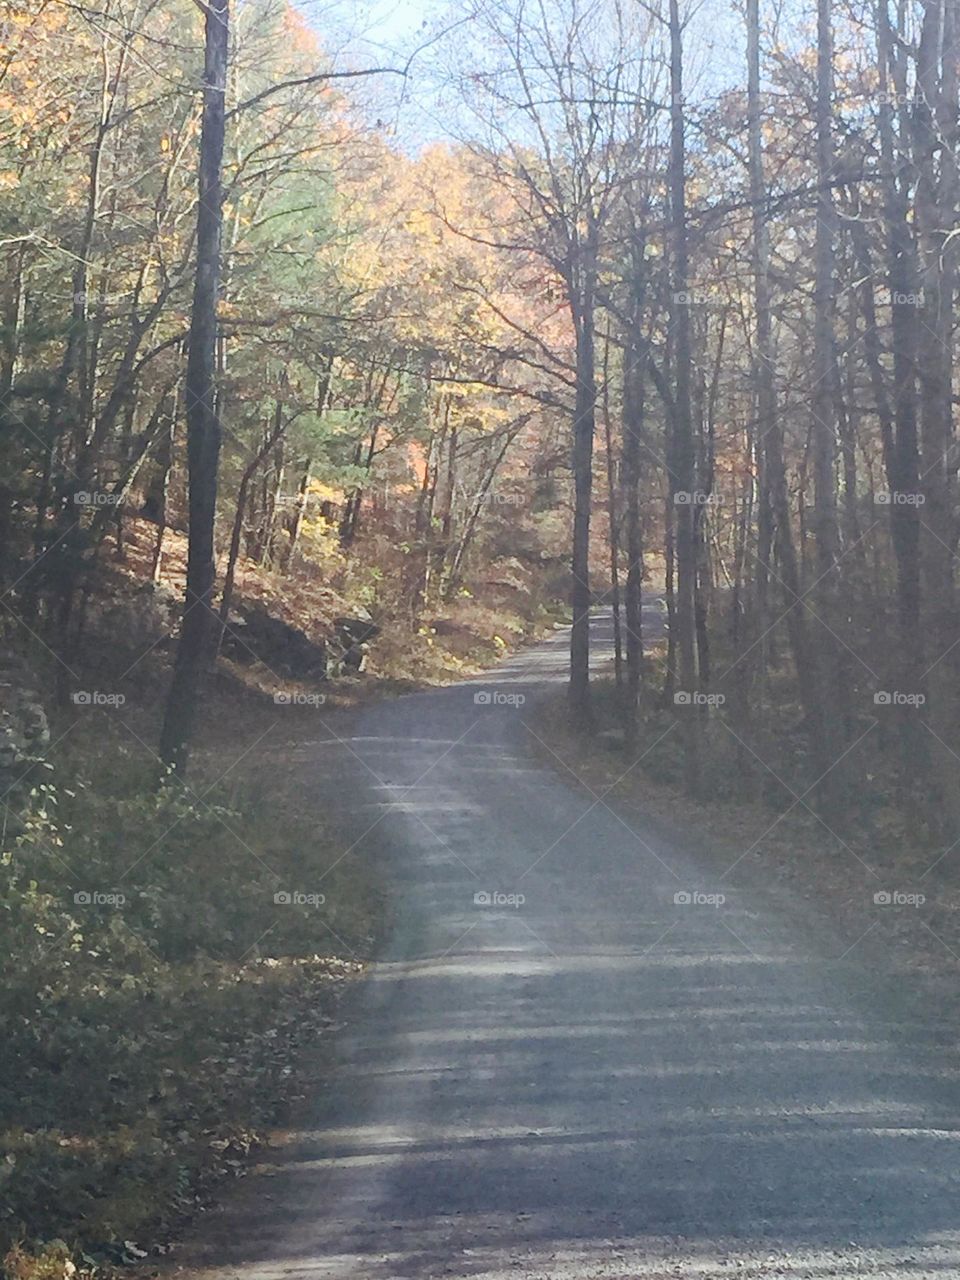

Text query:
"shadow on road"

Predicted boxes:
[[170, 607, 960, 1279]]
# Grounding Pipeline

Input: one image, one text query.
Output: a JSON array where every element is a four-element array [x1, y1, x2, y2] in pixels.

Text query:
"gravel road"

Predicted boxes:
[[177, 608, 960, 1279]]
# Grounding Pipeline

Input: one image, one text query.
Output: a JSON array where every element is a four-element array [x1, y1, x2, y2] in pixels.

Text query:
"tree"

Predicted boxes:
[[159, 0, 229, 771], [454, 0, 643, 725], [666, 0, 700, 791]]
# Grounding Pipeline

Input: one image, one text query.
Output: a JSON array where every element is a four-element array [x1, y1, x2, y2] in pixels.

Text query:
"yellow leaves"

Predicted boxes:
[[308, 479, 345, 504], [160, 135, 171, 153], [340, 145, 538, 357]]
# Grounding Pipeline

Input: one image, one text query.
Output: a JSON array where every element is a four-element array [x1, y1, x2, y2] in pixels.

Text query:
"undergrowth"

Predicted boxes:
[[1, 726, 381, 1274]]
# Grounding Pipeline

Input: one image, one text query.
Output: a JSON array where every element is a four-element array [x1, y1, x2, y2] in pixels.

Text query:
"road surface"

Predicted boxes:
[[180, 607, 960, 1279]]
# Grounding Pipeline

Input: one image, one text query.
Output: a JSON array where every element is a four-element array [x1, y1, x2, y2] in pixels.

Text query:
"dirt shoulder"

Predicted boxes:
[[528, 687, 960, 1037]]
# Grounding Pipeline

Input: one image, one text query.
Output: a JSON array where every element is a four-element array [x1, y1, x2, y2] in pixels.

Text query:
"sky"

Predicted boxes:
[[344, 0, 437, 57], [306, 0, 456, 147], [310, 0, 751, 151]]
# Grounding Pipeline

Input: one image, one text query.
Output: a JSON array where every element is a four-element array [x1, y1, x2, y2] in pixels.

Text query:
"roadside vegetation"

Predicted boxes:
[[1, 690, 377, 1266]]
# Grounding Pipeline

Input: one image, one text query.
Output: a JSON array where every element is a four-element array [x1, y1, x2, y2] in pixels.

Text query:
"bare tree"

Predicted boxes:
[[454, 0, 646, 726]]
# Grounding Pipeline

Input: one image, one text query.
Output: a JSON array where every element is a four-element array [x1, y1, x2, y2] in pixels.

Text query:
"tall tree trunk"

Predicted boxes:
[[744, 0, 827, 789], [668, 0, 700, 791], [810, 0, 849, 811], [218, 398, 287, 641], [568, 236, 597, 727], [878, 0, 922, 661], [622, 327, 645, 742], [285, 456, 313, 569], [150, 395, 177, 585], [601, 324, 623, 687], [914, 0, 960, 835], [663, 486, 677, 708], [409, 429, 440, 630], [694, 318, 723, 692], [0, 243, 25, 402], [434, 419, 458, 596], [159, 0, 229, 772], [260, 440, 285, 565]]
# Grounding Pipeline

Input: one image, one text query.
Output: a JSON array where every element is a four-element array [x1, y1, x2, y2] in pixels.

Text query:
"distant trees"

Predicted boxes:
[[4, 0, 960, 831], [440, 0, 960, 834], [0, 0, 559, 765], [453, 0, 648, 725]]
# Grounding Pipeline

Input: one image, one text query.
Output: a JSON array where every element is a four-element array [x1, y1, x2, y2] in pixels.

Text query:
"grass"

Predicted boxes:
[[1, 708, 382, 1274]]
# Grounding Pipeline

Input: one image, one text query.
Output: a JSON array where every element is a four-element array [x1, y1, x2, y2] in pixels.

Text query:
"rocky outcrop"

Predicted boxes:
[[221, 603, 328, 679]]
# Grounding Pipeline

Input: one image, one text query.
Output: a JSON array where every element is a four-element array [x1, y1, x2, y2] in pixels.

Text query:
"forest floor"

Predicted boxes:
[[532, 626, 960, 1029]]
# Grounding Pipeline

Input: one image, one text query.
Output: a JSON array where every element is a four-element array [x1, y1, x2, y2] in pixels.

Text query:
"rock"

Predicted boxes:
[[332, 613, 380, 672], [223, 603, 327, 680], [98, 581, 182, 649], [428, 618, 464, 638]]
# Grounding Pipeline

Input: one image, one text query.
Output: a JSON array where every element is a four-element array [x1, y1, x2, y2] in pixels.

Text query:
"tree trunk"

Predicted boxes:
[[568, 266, 597, 728], [218, 398, 287, 641], [601, 324, 623, 687], [285, 456, 313, 569], [914, 0, 960, 836], [150, 402, 176, 585], [622, 328, 645, 742], [743, 0, 828, 790], [810, 0, 849, 811], [668, 0, 700, 792], [159, 0, 229, 772]]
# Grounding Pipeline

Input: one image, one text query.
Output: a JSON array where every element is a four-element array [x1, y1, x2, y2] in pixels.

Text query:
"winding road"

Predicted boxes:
[[181, 608, 960, 1279]]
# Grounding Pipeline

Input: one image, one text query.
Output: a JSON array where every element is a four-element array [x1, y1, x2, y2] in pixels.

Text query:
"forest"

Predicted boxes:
[[3, 0, 960, 1268]]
